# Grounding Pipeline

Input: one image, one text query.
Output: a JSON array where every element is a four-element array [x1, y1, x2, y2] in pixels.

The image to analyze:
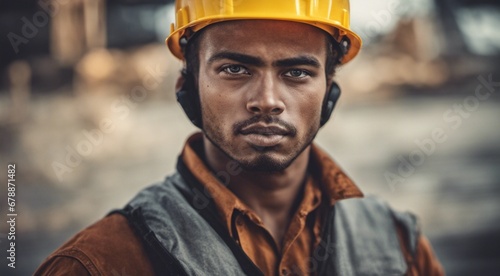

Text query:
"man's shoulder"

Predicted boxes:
[[34, 213, 155, 275], [336, 196, 419, 229], [63, 213, 145, 253], [334, 196, 445, 275], [335, 196, 420, 253]]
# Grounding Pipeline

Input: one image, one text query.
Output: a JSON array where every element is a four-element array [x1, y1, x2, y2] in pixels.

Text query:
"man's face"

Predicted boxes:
[[197, 20, 329, 172]]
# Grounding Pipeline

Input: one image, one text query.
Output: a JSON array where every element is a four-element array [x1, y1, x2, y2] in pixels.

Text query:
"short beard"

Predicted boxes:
[[238, 140, 315, 172], [203, 118, 320, 173]]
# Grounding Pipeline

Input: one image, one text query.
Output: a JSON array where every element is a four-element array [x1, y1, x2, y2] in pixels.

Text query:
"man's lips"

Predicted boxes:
[[239, 124, 290, 136], [239, 124, 290, 147]]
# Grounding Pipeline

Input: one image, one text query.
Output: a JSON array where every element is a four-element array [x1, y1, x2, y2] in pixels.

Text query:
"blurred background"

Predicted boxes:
[[1, 0, 499, 275]]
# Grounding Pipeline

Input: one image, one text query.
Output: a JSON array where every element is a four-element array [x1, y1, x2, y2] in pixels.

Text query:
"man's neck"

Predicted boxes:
[[202, 137, 311, 247]]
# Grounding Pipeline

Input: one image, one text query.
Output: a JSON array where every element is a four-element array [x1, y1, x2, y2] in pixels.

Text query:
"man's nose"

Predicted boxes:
[[246, 74, 285, 115]]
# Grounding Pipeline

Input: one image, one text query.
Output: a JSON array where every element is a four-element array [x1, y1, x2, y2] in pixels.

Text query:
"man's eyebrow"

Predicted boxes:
[[207, 52, 321, 69], [273, 56, 321, 68], [207, 51, 265, 66]]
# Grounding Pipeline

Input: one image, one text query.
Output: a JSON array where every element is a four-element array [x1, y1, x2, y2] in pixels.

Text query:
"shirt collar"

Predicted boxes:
[[309, 143, 364, 205], [180, 132, 363, 227]]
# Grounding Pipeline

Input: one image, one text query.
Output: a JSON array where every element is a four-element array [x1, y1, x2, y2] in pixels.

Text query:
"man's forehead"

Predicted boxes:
[[198, 19, 328, 61], [201, 19, 328, 38]]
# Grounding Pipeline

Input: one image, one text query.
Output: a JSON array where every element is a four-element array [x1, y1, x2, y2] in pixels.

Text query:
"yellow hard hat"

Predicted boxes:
[[166, 0, 362, 64]]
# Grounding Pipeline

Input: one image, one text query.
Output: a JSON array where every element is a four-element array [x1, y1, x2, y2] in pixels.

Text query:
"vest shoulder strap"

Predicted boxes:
[[110, 207, 189, 276], [112, 167, 262, 276]]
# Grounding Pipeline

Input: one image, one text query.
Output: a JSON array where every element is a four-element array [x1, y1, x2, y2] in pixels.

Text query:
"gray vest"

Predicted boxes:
[[121, 172, 419, 276]]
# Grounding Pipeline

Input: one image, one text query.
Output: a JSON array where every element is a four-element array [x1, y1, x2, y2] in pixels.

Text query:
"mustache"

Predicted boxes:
[[232, 115, 297, 136]]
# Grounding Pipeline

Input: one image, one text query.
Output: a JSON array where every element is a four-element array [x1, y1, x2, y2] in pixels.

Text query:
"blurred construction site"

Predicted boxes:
[[1, 0, 499, 275]]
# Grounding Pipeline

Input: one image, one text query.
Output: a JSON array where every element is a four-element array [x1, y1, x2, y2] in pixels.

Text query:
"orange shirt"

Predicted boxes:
[[182, 133, 444, 276]]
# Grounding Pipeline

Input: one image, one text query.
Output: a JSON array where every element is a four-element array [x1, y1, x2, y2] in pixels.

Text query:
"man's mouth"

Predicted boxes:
[[239, 124, 289, 147], [240, 124, 290, 136]]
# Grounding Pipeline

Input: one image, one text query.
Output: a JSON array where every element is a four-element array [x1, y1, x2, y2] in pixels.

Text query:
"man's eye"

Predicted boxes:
[[222, 65, 249, 75], [284, 69, 309, 78]]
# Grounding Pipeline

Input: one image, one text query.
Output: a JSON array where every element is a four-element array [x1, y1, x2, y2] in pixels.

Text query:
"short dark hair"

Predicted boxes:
[[183, 29, 341, 82]]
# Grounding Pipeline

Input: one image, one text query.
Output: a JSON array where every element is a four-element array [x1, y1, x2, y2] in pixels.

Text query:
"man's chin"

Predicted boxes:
[[236, 155, 292, 172]]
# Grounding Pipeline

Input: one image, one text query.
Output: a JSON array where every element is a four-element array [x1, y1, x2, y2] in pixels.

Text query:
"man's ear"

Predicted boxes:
[[320, 80, 341, 127], [326, 76, 336, 90], [175, 72, 186, 92], [175, 70, 203, 129]]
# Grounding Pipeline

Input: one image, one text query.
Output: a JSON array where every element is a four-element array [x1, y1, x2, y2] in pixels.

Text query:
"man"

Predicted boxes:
[[36, 0, 444, 275]]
